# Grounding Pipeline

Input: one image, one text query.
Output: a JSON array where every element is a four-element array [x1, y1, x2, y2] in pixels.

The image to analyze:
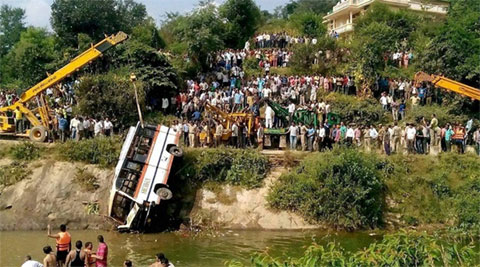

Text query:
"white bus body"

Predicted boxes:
[[108, 122, 182, 231]]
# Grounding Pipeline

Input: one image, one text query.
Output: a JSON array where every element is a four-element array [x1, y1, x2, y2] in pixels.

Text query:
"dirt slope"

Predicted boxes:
[[0, 160, 114, 231]]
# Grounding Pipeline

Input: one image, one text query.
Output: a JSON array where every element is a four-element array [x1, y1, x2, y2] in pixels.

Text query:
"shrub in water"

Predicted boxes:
[[268, 148, 384, 230]]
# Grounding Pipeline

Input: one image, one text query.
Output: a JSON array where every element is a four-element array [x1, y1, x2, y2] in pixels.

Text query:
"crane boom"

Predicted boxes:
[[0, 31, 128, 142], [18, 31, 128, 104], [414, 72, 480, 101]]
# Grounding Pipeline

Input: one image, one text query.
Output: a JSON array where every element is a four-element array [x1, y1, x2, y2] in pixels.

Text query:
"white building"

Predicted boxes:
[[323, 0, 449, 35]]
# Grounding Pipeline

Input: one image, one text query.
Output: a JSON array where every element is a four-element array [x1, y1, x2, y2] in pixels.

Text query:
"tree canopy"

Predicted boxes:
[[0, 5, 26, 56], [50, 0, 148, 46]]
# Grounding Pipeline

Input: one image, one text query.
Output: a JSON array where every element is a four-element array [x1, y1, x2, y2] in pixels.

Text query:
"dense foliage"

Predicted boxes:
[[220, 0, 262, 49], [51, 0, 148, 46], [8, 142, 42, 161], [180, 148, 269, 189], [0, 162, 31, 187], [0, 27, 55, 90], [323, 93, 387, 125], [0, 5, 25, 56], [56, 136, 122, 167], [268, 149, 385, 230], [386, 153, 480, 228], [227, 231, 479, 266], [417, 0, 480, 87]]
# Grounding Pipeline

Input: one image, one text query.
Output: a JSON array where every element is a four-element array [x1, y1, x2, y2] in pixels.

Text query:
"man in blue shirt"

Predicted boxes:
[[58, 114, 68, 142]]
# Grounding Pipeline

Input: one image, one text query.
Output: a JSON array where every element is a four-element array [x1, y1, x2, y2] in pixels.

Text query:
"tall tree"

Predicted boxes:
[[418, 0, 480, 87], [50, 0, 148, 46], [0, 5, 26, 56], [220, 0, 262, 49], [2, 27, 55, 90]]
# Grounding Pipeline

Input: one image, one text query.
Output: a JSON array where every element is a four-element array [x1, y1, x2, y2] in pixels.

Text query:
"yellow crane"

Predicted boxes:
[[414, 72, 480, 101], [0, 31, 128, 142]]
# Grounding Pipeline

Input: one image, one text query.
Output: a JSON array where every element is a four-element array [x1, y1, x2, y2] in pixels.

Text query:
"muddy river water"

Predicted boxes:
[[0, 229, 381, 266]]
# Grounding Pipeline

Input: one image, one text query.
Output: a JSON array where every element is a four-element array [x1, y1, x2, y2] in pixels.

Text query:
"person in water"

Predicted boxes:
[[65, 240, 86, 267], [21, 255, 43, 267], [42, 246, 57, 267], [92, 235, 108, 267], [124, 260, 133, 267], [47, 224, 71, 266], [84, 242, 96, 267], [150, 253, 175, 267]]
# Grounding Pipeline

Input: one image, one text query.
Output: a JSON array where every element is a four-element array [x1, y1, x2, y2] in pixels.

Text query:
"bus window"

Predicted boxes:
[[111, 193, 134, 222], [126, 161, 142, 172], [115, 170, 140, 196]]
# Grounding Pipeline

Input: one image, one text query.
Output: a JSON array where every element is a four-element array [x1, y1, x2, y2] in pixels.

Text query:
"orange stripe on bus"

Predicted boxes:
[[134, 125, 161, 199]]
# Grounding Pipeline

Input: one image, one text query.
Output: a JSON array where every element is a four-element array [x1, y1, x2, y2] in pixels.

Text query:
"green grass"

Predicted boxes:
[[0, 162, 31, 186], [385, 153, 480, 228], [180, 147, 269, 189], [55, 136, 122, 168], [8, 142, 42, 161], [74, 167, 99, 191], [227, 230, 479, 267]]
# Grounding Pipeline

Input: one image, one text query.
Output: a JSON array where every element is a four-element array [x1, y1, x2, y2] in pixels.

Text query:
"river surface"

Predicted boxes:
[[0, 230, 381, 266]]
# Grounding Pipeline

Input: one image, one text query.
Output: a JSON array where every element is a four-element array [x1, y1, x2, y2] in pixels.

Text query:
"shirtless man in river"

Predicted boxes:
[[43, 246, 57, 267]]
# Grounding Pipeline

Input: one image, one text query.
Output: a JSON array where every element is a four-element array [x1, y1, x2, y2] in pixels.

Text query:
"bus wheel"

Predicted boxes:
[[29, 126, 47, 142], [168, 145, 183, 158], [155, 187, 173, 200]]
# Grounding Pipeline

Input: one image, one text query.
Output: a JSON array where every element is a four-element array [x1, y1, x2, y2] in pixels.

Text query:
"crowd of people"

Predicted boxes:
[[21, 224, 174, 267], [1, 80, 116, 142], [157, 63, 480, 156], [251, 32, 320, 49], [172, 111, 479, 155]]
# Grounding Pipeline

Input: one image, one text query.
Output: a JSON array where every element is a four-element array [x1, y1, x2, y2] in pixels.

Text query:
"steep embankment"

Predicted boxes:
[[0, 159, 114, 231], [0, 151, 318, 231], [191, 165, 316, 229]]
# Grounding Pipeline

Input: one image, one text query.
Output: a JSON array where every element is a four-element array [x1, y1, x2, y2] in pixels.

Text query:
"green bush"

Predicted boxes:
[[9, 142, 42, 161], [323, 93, 388, 125], [403, 104, 469, 125], [385, 153, 480, 227], [238, 231, 478, 267], [56, 136, 121, 167], [181, 148, 269, 189], [0, 162, 31, 186], [74, 167, 99, 191], [268, 148, 385, 230]]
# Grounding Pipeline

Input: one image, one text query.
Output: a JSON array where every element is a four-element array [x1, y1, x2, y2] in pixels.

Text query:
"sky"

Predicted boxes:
[[0, 0, 291, 30]]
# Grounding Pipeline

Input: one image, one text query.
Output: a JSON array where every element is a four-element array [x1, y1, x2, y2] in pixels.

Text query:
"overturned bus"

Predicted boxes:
[[108, 122, 183, 232]]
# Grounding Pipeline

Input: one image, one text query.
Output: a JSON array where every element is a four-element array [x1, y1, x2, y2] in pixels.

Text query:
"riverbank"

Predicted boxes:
[[1, 144, 479, 232], [0, 150, 317, 231]]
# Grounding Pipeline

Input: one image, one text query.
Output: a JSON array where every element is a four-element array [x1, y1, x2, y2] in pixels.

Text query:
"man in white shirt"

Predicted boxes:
[[265, 105, 275, 128], [94, 119, 104, 137], [369, 125, 378, 142], [22, 255, 43, 267], [380, 94, 388, 110], [406, 123, 417, 154], [262, 87, 272, 99], [83, 117, 91, 139], [287, 122, 298, 150], [104, 117, 113, 136], [346, 125, 355, 146], [288, 102, 295, 124], [70, 116, 80, 141]]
